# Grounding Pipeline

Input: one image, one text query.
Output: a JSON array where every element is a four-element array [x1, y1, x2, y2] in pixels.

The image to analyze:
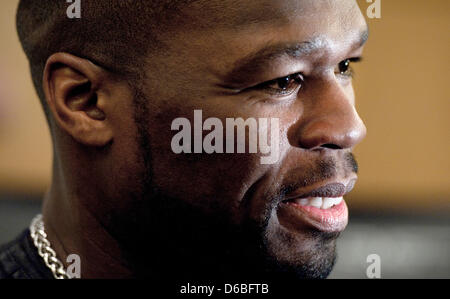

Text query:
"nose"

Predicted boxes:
[[290, 80, 367, 150]]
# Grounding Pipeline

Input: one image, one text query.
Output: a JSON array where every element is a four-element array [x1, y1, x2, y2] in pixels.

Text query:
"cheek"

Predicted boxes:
[[153, 151, 264, 212], [147, 105, 277, 217], [145, 90, 295, 219]]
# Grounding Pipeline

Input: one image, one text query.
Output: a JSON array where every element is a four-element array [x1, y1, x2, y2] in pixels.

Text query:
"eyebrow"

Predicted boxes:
[[224, 28, 369, 85]]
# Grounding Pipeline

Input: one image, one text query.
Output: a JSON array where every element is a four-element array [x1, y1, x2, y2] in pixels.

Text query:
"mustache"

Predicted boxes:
[[346, 152, 358, 173], [278, 152, 358, 199]]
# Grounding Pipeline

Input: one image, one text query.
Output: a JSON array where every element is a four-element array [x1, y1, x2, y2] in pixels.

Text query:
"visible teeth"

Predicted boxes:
[[321, 197, 343, 209], [292, 197, 343, 210], [321, 198, 334, 210], [309, 197, 323, 208], [294, 198, 309, 206]]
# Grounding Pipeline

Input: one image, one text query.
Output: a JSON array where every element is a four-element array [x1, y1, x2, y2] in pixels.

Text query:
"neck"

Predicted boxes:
[[42, 171, 134, 278]]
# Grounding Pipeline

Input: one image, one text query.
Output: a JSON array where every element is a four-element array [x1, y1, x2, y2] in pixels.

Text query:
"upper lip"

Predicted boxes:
[[282, 180, 356, 203]]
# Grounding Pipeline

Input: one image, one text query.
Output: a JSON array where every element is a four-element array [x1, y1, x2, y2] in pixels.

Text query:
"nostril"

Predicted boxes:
[[321, 143, 342, 150]]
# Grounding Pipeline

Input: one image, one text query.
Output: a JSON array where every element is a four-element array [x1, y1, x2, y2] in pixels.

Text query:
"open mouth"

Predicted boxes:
[[282, 196, 344, 210], [277, 181, 355, 233]]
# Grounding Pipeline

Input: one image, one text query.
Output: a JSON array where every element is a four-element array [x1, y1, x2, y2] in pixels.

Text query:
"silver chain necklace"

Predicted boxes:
[[29, 214, 71, 279]]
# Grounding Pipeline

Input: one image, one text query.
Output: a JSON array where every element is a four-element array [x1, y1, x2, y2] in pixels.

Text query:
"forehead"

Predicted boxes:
[[178, 0, 365, 31], [152, 0, 367, 80]]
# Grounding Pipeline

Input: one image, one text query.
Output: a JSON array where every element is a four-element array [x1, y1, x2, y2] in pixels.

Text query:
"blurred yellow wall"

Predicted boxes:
[[351, 0, 450, 211], [0, 0, 52, 194], [0, 0, 449, 212]]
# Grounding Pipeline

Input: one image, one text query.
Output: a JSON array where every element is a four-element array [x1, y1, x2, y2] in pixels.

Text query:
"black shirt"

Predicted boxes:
[[0, 229, 54, 279]]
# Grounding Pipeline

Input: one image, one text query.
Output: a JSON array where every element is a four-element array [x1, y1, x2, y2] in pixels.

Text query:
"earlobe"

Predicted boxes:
[[43, 53, 113, 146]]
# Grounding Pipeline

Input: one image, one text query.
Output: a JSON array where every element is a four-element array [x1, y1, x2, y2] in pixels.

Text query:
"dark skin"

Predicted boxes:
[[41, 0, 367, 279]]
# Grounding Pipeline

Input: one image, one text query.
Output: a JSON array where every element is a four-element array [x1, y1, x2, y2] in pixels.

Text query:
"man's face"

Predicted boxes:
[[131, 0, 367, 278]]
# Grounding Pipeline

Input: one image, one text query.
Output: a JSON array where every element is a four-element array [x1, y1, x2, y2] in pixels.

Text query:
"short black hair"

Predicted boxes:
[[16, 0, 195, 120]]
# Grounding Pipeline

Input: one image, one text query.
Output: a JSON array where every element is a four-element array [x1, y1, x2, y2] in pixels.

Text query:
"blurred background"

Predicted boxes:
[[0, 0, 449, 278]]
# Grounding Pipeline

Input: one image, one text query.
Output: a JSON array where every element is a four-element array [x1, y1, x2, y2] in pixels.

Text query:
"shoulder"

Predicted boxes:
[[0, 229, 53, 279]]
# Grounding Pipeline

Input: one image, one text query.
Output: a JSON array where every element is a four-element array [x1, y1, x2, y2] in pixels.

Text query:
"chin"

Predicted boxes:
[[261, 216, 339, 280]]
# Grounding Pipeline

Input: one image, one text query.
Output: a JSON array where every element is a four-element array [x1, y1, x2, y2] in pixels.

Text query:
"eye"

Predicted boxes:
[[335, 57, 361, 78], [339, 59, 351, 75], [257, 73, 304, 96]]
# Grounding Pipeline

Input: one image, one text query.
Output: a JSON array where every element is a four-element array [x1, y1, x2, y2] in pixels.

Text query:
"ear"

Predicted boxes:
[[43, 52, 114, 146]]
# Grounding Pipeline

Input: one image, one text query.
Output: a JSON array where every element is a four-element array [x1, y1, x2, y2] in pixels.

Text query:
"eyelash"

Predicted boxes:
[[254, 57, 362, 96], [256, 73, 304, 96], [336, 57, 361, 78]]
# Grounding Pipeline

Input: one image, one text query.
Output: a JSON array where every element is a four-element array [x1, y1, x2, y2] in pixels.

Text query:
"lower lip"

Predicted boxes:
[[277, 198, 348, 233]]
